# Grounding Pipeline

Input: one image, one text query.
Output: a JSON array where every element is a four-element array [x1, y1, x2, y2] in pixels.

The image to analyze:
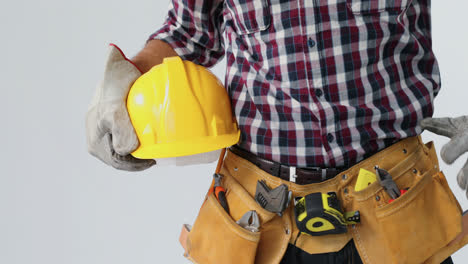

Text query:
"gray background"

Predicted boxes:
[[1, 0, 467, 263]]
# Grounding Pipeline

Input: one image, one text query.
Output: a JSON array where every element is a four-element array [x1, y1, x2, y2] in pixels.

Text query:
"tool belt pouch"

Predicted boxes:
[[351, 141, 463, 264], [182, 172, 277, 264]]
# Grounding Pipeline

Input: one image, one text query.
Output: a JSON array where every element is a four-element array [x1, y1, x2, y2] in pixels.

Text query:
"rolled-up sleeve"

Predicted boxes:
[[149, 0, 225, 67]]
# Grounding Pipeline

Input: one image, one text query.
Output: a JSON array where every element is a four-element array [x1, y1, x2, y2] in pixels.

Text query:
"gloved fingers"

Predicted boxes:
[[111, 106, 140, 156], [457, 159, 468, 199], [440, 134, 468, 164], [110, 151, 156, 172], [90, 133, 155, 171], [420, 117, 458, 138], [105, 134, 156, 171]]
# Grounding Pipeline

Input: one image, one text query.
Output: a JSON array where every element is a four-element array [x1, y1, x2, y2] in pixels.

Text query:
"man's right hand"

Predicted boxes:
[[85, 44, 156, 171]]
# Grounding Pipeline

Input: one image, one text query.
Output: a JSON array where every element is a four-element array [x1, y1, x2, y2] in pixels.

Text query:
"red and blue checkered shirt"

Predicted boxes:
[[150, 0, 440, 168]]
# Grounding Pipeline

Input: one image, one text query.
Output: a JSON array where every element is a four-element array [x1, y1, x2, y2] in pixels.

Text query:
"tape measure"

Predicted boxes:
[[294, 192, 360, 236]]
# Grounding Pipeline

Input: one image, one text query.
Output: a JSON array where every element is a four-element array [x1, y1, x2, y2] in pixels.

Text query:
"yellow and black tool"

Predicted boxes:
[[354, 168, 377, 192], [294, 192, 360, 236]]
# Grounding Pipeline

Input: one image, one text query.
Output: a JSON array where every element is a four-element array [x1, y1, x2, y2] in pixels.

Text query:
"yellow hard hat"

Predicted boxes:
[[126, 56, 240, 159]]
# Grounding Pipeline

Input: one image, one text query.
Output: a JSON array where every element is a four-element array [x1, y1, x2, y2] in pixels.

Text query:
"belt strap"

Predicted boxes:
[[229, 146, 343, 184]]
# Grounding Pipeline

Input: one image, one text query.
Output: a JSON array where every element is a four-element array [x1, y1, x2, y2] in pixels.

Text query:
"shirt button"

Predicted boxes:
[[315, 89, 323, 97], [327, 133, 334, 143], [308, 38, 316, 48]]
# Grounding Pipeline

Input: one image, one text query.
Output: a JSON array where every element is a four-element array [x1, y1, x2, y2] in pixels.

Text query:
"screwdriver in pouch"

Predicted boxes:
[[206, 149, 230, 213], [213, 173, 230, 214]]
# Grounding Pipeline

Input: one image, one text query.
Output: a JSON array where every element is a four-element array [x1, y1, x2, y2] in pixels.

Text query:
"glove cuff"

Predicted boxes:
[[109, 43, 143, 74]]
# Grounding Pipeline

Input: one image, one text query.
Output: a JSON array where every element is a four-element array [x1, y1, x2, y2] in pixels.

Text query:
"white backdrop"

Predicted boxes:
[[0, 1, 467, 263]]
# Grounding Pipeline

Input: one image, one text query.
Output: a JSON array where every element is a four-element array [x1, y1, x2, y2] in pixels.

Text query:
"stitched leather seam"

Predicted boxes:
[[352, 227, 371, 264]]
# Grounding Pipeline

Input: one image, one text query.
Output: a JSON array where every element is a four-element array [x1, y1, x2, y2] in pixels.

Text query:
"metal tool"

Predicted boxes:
[[255, 180, 292, 216], [374, 166, 401, 199], [236, 211, 260, 232]]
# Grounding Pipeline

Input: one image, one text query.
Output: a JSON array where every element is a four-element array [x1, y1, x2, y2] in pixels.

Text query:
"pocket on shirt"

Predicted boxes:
[[226, 0, 271, 35], [347, 0, 412, 14]]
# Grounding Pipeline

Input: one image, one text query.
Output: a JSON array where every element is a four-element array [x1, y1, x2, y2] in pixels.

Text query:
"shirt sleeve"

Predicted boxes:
[[149, 0, 225, 67]]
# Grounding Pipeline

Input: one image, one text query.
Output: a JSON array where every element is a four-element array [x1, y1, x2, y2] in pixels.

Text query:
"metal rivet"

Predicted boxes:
[[352, 224, 356, 229], [375, 195, 381, 201], [403, 149, 407, 154], [434, 165, 438, 169], [344, 188, 349, 194], [342, 174, 347, 181], [285, 228, 290, 235], [413, 168, 417, 174], [234, 167, 238, 171]]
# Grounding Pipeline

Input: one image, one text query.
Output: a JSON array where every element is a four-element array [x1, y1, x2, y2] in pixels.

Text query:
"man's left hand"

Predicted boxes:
[[420, 116, 468, 199]]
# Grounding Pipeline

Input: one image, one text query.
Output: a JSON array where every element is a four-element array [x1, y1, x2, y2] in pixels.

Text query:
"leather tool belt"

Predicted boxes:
[[179, 136, 468, 264]]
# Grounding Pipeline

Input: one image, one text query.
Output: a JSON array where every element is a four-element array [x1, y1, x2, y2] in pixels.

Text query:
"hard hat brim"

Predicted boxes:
[[131, 131, 241, 159]]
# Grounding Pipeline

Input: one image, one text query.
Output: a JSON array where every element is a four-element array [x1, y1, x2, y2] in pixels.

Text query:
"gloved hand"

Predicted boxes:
[[420, 116, 468, 198], [86, 44, 156, 171]]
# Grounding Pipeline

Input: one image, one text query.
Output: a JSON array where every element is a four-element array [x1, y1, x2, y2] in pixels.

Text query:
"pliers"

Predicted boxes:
[[374, 166, 401, 200], [236, 211, 260, 232]]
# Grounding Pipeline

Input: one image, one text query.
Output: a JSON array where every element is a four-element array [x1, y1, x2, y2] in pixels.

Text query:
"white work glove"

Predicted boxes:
[[86, 44, 156, 171], [420, 116, 468, 198]]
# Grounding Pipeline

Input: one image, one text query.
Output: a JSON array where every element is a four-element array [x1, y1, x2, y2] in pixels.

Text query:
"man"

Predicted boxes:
[[86, 0, 468, 263]]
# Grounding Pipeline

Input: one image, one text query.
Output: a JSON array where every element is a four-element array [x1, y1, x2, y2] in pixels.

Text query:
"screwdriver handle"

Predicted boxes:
[[215, 187, 230, 214]]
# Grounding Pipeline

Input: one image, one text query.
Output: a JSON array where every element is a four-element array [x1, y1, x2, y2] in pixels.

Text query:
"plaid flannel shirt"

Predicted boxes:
[[150, 0, 440, 168]]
